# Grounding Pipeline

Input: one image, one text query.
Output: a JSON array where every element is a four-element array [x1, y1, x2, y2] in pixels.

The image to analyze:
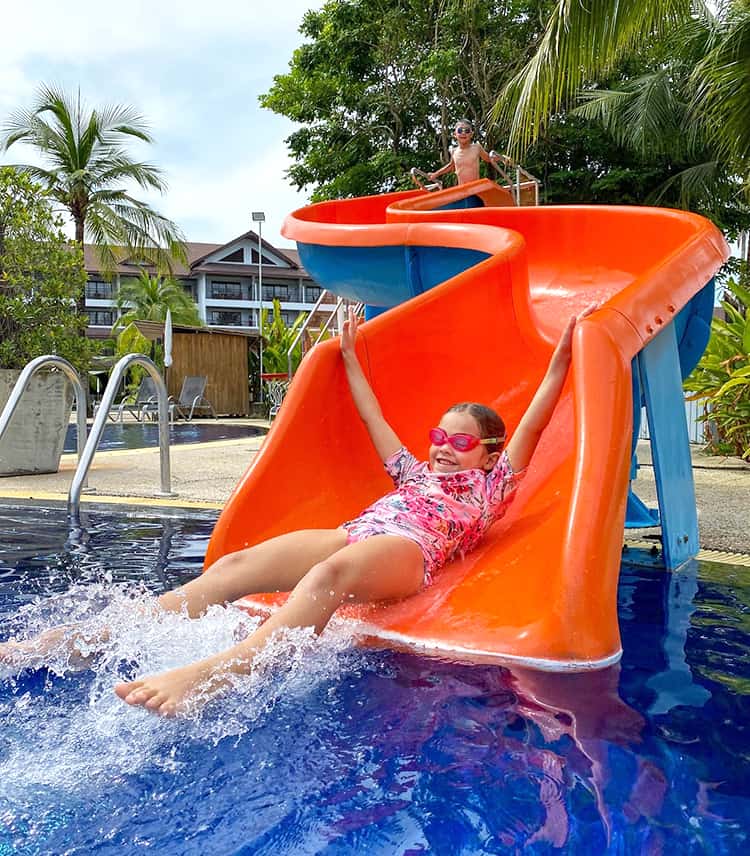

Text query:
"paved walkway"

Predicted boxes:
[[633, 441, 750, 554], [0, 423, 747, 553]]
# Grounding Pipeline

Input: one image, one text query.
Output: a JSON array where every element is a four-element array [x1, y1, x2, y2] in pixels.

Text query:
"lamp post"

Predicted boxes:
[[251, 211, 266, 402]]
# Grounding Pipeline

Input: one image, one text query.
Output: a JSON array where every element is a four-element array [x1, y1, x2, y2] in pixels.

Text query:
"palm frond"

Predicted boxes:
[[649, 159, 721, 207], [691, 9, 750, 167], [574, 70, 689, 157], [492, 0, 699, 154]]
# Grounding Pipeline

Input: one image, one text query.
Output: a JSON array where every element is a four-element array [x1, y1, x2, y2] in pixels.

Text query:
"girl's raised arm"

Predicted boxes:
[[505, 306, 596, 473], [341, 307, 403, 463]]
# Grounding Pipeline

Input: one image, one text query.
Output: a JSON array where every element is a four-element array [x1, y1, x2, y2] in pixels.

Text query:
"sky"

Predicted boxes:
[[0, 0, 324, 250]]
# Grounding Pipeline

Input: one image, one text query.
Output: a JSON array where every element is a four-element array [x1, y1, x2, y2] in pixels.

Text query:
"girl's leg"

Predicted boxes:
[[158, 529, 349, 617], [0, 529, 348, 665], [115, 535, 424, 716]]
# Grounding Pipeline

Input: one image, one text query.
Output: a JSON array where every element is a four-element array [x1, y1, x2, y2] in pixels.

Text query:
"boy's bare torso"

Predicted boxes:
[[452, 143, 482, 184]]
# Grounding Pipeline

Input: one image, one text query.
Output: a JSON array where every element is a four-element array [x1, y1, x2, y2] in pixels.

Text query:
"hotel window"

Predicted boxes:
[[262, 283, 290, 302], [85, 280, 114, 299], [209, 310, 243, 326], [305, 285, 322, 303], [280, 310, 301, 326], [87, 310, 114, 326], [210, 281, 243, 300]]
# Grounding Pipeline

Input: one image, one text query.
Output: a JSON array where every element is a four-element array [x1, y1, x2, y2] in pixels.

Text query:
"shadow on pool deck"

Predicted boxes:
[[0, 426, 748, 553]]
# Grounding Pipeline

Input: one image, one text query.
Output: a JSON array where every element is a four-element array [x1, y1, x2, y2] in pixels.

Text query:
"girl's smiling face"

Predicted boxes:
[[429, 410, 498, 474]]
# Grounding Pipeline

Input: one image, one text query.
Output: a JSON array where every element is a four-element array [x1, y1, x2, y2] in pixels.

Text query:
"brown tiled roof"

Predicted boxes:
[[83, 233, 309, 279], [279, 246, 303, 266]]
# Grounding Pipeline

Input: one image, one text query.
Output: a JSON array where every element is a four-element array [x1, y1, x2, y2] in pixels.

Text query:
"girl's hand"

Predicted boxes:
[[553, 303, 599, 364], [340, 306, 360, 358]]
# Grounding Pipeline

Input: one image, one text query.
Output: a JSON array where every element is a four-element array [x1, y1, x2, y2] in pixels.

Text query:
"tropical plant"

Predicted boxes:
[[684, 277, 750, 458], [494, 0, 750, 195], [112, 321, 156, 399], [256, 298, 308, 375], [247, 298, 335, 404], [569, 60, 750, 234], [0, 84, 186, 297], [113, 270, 202, 330], [0, 167, 95, 371]]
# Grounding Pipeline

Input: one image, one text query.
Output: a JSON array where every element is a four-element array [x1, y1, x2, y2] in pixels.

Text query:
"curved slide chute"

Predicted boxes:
[[205, 180, 728, 671]]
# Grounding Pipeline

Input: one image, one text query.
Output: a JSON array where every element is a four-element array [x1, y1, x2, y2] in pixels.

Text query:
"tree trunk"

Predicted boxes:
[[73, 215, 87, 319]]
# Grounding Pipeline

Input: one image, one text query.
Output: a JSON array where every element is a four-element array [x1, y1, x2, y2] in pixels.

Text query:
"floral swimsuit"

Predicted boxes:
[[342, 446, 522, 585]]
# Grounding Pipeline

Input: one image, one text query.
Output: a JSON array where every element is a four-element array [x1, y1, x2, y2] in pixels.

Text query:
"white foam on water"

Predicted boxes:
[[0, 582, 363, 802]]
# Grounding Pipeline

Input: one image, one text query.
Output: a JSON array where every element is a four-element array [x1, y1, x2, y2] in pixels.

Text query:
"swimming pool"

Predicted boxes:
[[63, 421, 266, 453], [1, 502, 748, 854]]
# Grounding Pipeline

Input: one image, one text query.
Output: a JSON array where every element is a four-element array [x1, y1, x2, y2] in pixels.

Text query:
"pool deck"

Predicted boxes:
[[0, 419, 748, 554]]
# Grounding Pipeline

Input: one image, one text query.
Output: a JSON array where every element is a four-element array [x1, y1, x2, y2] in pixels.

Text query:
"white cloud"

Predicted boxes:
[[0, 0, 322, 249], [2, 1, 317, 64], [146, 139, 309, 248]]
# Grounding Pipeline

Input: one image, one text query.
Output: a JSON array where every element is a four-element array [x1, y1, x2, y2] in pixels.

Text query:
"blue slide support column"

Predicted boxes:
[[637, 322, 700, 568]]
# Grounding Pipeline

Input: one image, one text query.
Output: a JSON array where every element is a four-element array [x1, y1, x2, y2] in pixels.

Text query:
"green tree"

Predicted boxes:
[[0, 167, 96, 370], [263, 0, 748, 228], [261, 0, 551, 199], [113, 270, 202, 330], [494, 0, 750, 196], [0, 84, 187, 303]]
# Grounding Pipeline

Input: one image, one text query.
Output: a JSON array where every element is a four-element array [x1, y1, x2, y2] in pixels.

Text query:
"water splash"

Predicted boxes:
[[0, 582, 362, 805]]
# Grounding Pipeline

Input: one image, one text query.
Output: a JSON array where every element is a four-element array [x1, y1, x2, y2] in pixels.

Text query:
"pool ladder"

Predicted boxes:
[[0, 353, 174, 515]]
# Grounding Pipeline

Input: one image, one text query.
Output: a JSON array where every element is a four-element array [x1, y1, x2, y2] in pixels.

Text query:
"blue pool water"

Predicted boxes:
[[0, 503, 749, 854], [63, 421, 266, 453]]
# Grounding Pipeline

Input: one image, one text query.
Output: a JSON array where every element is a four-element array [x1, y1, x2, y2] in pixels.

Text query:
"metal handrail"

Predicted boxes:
[[0, 355, 88, 484], [488, 152, 541, 205], [286, 288, 335, 379], [410, 167, 443, 192], [69, 354, 173, 513], [314, 297, 346, 345], [286, 295, 365, 380]]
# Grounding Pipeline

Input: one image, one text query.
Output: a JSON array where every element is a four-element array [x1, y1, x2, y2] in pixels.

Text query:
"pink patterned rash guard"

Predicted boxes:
[[341, 447, 522, 585]]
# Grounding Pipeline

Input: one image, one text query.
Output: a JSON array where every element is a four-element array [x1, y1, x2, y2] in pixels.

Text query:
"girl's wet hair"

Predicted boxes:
[[447, 402, 506, 451]]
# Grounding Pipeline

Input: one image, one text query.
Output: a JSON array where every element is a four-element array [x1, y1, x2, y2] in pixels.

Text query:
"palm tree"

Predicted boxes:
[[493, 0, 750, 185], [569, 35, 749, 229], [0, 84, 187, 294], [113, 270, 202, 330]]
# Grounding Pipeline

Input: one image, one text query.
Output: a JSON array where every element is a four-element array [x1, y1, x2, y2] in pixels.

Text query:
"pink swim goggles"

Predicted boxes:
[[429, 427, 502, 452]]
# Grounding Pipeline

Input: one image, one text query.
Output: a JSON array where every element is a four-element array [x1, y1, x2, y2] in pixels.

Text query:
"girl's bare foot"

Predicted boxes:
[[114, 656, 234, 717], [0, 625, 105, 672]]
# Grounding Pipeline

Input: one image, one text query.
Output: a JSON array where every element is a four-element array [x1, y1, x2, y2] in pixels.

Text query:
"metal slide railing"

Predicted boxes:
[[69, 354, 174, 513], [286, 293, 364, 379], [0, 355, 89, 486], [409, 154, 541, 205], [487, 152, 541, 206]]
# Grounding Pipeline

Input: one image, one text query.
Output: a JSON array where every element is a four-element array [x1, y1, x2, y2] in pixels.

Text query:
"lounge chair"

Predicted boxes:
[[160, 375, 216, 422], [94, 376, 158, 423]]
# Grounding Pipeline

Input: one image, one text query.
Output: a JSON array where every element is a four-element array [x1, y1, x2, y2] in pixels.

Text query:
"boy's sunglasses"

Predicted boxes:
[[455, 127, 472, 134], [429, 427, 501, 452]]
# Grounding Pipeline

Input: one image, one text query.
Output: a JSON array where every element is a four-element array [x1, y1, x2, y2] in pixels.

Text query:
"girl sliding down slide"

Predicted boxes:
[[0, 305, 594, 716]]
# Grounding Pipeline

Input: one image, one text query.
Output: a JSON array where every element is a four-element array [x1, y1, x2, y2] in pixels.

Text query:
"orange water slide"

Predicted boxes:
[[205, 181, 728, 671]]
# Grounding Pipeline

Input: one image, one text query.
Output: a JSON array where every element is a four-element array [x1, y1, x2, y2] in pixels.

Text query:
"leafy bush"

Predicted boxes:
[[684, 277, 750, 458], [0, 168, 96, 371]]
